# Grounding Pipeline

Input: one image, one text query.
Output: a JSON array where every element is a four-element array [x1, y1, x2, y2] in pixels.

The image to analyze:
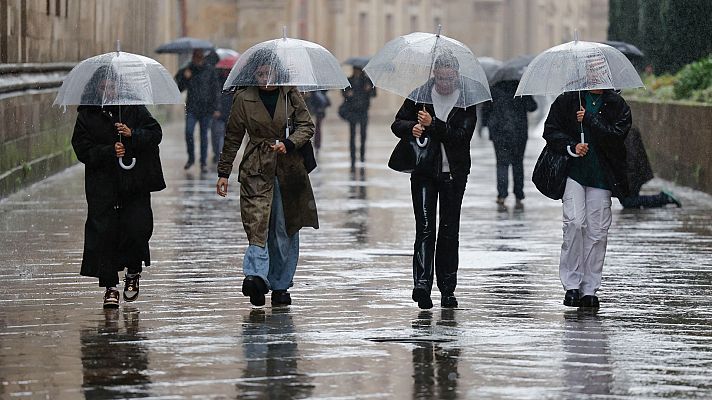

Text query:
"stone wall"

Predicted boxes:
[[0, 0, 179, 197], [628, 99, 712, 194]]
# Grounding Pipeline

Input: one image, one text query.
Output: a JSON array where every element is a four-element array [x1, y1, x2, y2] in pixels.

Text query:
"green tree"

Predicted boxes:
[[607, 0, 639, 44]]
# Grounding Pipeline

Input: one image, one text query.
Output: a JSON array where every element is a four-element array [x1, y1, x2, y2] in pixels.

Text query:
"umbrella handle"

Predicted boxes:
[[416, 137, 429, 148], [119, 157, 136, 170]]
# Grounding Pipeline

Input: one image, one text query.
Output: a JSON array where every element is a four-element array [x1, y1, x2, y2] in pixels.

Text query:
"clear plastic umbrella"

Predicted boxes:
[[515, 39, 644, 97], [54, 42, 183, 169], [477, 57, 502, 82], [515, 37, 644, 143], [222, 29, 349, 93], [364, 28, 492, 108]]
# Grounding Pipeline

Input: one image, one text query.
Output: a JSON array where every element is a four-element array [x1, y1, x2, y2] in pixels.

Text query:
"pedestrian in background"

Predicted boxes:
[[391, 53, 478, 309], [211, 65, 232, 165], [340, 66, 376, 167], [543, 89, 631, 309], [175, 49, 219, 173], [303, 90, 330, 152], [216, 49, 319, 307], [72, 70, 165, 308], [483, 80, 538, 210]]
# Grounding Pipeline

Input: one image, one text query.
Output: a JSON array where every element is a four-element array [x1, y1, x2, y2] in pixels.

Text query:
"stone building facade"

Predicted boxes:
[[0, 0, 178, 196]]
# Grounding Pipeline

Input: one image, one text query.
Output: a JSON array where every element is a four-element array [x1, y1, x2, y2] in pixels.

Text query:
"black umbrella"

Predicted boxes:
[[490, 55, 534, 85], [602, 41, 644, 58], [155, 37, 215, 54], [344, 56, 370, 69]]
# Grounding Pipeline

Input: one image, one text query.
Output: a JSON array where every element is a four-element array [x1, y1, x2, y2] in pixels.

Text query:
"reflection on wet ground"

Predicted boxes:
[[1, 118, 711, 398]]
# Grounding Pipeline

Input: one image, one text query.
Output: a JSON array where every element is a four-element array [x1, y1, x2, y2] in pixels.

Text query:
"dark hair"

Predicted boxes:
[[233, 47, 290, 86], [80, 65, 115, 105]]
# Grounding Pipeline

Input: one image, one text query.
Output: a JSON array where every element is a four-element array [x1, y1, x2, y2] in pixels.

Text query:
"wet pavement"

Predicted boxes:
[[1, 114, 712, 399]]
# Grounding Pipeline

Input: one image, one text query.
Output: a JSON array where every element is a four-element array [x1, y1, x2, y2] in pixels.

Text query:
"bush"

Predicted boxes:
[[673, 55, 712, 99]]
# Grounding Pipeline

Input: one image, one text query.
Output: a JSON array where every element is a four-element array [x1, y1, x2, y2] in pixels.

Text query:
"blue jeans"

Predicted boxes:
[[185, 112, 211, 166], [243, 178, 299, 291], [211, 118, 225, 163]]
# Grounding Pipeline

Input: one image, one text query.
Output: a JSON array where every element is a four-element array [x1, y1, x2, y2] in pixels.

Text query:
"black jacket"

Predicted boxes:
[[624, 126, 654, 195], [483, 80, 537, 144], [391, 81, 478, 177], [176, 62, 219, 116], [342, 74, 376, 114], [543, 90, 632, 198]]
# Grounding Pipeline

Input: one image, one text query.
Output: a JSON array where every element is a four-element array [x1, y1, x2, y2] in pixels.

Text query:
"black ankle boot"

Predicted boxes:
[[242, 276, 268, 306], [579, 295, 600, 308], [563, 289, 580, 307], [412, 286, 433, 309], [271, 290, 292, 306], [441, 294, 458, 308]]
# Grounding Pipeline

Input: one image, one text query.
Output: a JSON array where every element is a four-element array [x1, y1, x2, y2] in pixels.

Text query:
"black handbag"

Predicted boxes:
[[388, 136, 438, 176], [299, 140, 317, 173], [532, 144, 571, 200]]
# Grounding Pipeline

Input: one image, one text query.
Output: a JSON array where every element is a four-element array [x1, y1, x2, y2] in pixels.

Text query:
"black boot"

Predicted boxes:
[[242, 276, 268, 306], [579, 295, 600, 308], [412, 285, 433, 309], [441, 293, 458, 308], [271, 290, 292, 306], [563, 289, 580, 307]]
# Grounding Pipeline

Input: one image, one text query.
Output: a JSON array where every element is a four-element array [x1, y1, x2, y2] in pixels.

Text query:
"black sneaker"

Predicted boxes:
[[579, 295, 600, 308], [412, 286, 433, 309], [123, 273, 140, 302], [441, 294, 458, 308], [662, 191, 682, 207], [242, 276, 268, 306], [271, 290, 292, 306], [184, 161, 194, 170], [103, 288, 120, 309], [563, 289, 581, 307]]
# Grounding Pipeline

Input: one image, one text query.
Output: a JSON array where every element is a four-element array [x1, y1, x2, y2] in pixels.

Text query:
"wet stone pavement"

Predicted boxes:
[[1, 115, 712, 399]]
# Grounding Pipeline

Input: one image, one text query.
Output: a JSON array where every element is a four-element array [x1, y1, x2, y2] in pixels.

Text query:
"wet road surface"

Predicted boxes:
[[1, 116, 711, 399]]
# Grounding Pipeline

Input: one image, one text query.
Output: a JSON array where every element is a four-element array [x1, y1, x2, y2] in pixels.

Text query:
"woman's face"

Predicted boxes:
[[97, 79, 117, 101], [254, 65, 277, 90], [433, 67, 459, 96]]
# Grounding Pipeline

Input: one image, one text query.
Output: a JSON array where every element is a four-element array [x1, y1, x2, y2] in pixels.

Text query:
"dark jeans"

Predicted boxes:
[[314, 115, 324, 151], [620, 191, 669, 209], [185, 112, 212, 166], [211, 118, 226, 163], [493, 140, 526, 199], [410, 173, 467, 295], [349, 114, 368, 165]]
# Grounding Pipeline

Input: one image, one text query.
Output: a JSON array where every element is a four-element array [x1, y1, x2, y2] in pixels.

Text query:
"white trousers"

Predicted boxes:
[[559, 178, 612, 296]]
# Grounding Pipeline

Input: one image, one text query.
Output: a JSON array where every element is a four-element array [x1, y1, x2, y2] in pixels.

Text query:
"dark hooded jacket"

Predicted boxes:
[[543, 90, 632, 198], [391, 78, 479, 177], [175, 62, 219, 116], [71, 105, 164, 280]]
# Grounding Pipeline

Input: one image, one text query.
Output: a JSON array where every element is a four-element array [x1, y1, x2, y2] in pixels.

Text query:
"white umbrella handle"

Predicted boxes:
[[416, 137, 429, 147], [119, 157, 136, 170]]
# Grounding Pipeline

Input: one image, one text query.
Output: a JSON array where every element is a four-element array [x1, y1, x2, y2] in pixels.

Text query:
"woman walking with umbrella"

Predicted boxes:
[[56, 47, 181, 308], [217, 33, 348, 307], [366, 28, 491, 309], [519, 38, 641, 308]]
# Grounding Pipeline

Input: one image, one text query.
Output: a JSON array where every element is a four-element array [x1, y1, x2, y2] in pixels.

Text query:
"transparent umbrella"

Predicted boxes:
[[477, 57, 502, 83], [54, 42, 183, 169], [223, 29, 349, 93], [364, 27, 492, 108], [515, 37, 644, 142]]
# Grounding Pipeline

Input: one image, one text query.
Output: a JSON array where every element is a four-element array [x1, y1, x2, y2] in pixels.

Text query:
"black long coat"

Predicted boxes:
[[543, 90, 632, 198], [391, 79, 478, 177], [175, 62, 219, 117], [71, 105, 165, 282], [624, 126, 654, 195]]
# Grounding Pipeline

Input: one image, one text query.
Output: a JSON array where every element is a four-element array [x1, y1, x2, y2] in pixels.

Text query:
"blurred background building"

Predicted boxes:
[[1, 0, 608, 196]]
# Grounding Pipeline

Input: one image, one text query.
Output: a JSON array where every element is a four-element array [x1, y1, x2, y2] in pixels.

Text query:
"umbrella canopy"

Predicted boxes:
[[364, 31, 492, 108], [477, 57, 502, 82], [215, 48, 240, 70], [223, 37, 349, 92], [515, 40, 644, 97], [602, 40, 644, 58], [155, 37, 214, 54], [344, 56, 371, 69], [490, 55, 534, 85], [53, 50, 183, 107]]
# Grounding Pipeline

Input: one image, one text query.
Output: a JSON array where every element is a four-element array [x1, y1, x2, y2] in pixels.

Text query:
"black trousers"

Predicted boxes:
[[349, 114, 368, 165], [620, 191, 669, 209], [410, 173, 467, 295]]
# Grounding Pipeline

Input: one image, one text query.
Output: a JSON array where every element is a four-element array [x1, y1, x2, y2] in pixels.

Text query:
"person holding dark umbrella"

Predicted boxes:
[[175, 49, 220, 173]]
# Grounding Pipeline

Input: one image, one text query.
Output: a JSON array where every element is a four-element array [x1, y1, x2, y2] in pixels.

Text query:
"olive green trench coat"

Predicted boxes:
[[217, 86, 319, 246]]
